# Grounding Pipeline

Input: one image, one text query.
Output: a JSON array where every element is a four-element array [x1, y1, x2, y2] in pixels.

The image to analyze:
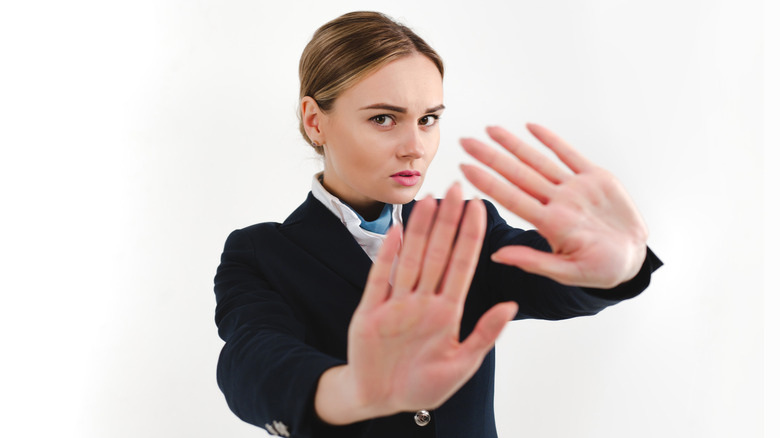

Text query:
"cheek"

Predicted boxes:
[[341, 131, 386, 172], [357, 132, 396, 160], [426, 131, 441, 162]]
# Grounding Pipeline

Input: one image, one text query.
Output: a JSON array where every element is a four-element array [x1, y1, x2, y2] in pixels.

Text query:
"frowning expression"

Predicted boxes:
[[316, 54, 444, 218]]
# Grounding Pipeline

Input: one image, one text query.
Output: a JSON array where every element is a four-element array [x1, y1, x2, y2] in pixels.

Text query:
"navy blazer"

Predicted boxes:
[[214, 193, 662, 437]]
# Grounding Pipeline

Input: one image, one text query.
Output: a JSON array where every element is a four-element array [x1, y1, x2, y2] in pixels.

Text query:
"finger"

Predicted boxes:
[[416, 183, 464, 294], [460, 136, 554, 203], [491, 245, 584, 286], [393, 196, 437, 294], [484, 125, 570, 184], [458, 301, 518, 361], [361, 225, 402, 310], [460, 163, 544, 225], [439, 198, 486, 302], [526, 123, 594, 174]]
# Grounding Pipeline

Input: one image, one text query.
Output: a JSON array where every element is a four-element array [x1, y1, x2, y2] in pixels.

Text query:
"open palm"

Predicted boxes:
[[460, 124, 649, 288], [315, 184, 517, 424], [349, 184, 518, 414]]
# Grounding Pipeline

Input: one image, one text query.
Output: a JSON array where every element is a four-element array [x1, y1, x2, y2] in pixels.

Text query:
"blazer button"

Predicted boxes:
[[264, 421, 290, 437], [414, 410, 431, 426]]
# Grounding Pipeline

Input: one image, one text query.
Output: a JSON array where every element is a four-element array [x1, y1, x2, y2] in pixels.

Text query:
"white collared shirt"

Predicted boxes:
[[310, 173, 403, 262]]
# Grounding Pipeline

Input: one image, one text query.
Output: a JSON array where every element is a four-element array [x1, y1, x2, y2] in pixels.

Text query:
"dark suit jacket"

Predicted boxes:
[[214, 193, 662, 437]]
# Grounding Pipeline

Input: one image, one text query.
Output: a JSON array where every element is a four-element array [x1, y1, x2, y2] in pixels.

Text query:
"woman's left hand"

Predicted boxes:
[[460, 124, 649, 289]]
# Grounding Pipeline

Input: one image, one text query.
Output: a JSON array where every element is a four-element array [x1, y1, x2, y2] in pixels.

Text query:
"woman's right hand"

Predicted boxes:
[[314, 183, 519, 424]]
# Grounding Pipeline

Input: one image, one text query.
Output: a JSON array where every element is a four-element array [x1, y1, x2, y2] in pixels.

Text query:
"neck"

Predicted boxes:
[[352, 202, 385, 222], [320, 175, 384, 220]]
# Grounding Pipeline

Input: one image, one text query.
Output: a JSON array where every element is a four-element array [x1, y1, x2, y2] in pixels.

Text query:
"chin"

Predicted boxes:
[[383, 187, 421, 205]]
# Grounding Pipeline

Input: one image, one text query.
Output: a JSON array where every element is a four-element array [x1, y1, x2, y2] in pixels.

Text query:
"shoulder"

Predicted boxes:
[[223, 192, 321, 244], [233, 221, 282, 238], [218, 223, 283, 262]]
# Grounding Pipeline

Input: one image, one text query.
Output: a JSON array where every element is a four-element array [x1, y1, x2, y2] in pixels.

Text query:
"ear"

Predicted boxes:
[[301, 96, 326, 145]]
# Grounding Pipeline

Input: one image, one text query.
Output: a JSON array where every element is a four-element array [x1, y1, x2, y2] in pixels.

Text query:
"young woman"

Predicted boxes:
[[214, 11, 662, 438]]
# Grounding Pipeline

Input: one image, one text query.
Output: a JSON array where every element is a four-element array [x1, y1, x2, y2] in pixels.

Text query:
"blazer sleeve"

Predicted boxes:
[[479, 200, 663, 320], [214, 228, 344, 437]]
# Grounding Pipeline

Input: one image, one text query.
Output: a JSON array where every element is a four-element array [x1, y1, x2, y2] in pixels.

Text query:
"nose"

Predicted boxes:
[[397, 126, 425, 160]]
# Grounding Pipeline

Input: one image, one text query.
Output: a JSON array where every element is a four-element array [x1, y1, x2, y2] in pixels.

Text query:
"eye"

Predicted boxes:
[[418, 114, 439, 127], [370, 114, 395, 127]]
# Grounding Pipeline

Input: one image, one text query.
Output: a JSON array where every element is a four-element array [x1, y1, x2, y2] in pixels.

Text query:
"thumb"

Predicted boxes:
[[459, 301, 518, 360], [492, 246, 579, 285]]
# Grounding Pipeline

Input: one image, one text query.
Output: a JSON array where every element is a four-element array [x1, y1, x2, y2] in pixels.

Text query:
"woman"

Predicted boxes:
[[214, 11, 661, 438]]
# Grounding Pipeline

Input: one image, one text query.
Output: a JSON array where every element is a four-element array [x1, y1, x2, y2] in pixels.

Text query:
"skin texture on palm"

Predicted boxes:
[[460, 124, 649, 289], [314, 184, 518, 424]]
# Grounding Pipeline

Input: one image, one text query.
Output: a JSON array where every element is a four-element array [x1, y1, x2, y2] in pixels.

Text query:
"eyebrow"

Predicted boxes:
[[359, 103, 446, 114]]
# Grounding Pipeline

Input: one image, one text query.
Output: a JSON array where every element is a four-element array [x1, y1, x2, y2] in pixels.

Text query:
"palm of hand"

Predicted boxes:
[[531, 167, 648, 287], [346, 188, 518, 416], [349, 294, 465, 410], [461, 124, 648, 288]]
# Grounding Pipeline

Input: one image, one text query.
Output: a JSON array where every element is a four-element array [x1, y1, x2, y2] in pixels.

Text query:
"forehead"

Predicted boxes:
[[335, 54, 444, 111]]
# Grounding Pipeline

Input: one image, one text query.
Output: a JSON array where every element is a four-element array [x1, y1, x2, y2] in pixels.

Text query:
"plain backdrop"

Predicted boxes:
[[0, 1, 776, 437]]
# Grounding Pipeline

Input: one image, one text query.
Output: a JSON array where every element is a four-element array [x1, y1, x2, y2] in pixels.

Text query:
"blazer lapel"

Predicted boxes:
[[279, 193, 373, 291], [402, 200, 416, 223], [280, 194, 420, 291]]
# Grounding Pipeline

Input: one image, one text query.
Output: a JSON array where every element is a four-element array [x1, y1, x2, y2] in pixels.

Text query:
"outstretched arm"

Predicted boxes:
[[315, 184, 518, 424], [461, 124, 650, 289]]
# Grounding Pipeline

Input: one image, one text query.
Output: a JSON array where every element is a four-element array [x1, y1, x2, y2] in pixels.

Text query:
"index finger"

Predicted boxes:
[[360, 224, 402, 310], [393, 196, 437, 294], [460, 162, 545, 225], [484, 125, 570, 184], [526, 123, 594, 174], [439, 198, 486, 303], [415, 183, 465, 294]]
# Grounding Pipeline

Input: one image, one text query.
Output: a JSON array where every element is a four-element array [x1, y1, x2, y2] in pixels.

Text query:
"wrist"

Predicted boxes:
[[620, 242, 647, 285], [314, 365, 387, 425]]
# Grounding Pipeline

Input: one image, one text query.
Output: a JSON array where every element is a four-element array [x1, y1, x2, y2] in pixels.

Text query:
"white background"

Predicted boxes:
[[0, 1, 775, 437]]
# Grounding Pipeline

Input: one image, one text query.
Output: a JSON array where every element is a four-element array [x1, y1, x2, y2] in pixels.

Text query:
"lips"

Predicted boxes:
[[391, 170, 421, 177], [391, 170, 421, 187]]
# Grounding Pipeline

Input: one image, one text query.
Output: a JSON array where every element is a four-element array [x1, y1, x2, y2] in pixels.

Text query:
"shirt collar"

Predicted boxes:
[[310, 173, 404, 262], [310, 172, 403, 233]]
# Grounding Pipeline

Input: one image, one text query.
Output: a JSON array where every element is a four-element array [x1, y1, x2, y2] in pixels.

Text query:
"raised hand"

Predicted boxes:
[[314, 184, 519, 424], [460, 124, 648, 289]]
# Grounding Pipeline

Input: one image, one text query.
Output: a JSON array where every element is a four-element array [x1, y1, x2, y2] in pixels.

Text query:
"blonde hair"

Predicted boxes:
[[298, 11, 444, 154]]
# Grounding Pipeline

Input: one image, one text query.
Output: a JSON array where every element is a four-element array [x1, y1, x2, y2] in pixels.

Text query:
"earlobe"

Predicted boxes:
[[301, 96, 325, 145]]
